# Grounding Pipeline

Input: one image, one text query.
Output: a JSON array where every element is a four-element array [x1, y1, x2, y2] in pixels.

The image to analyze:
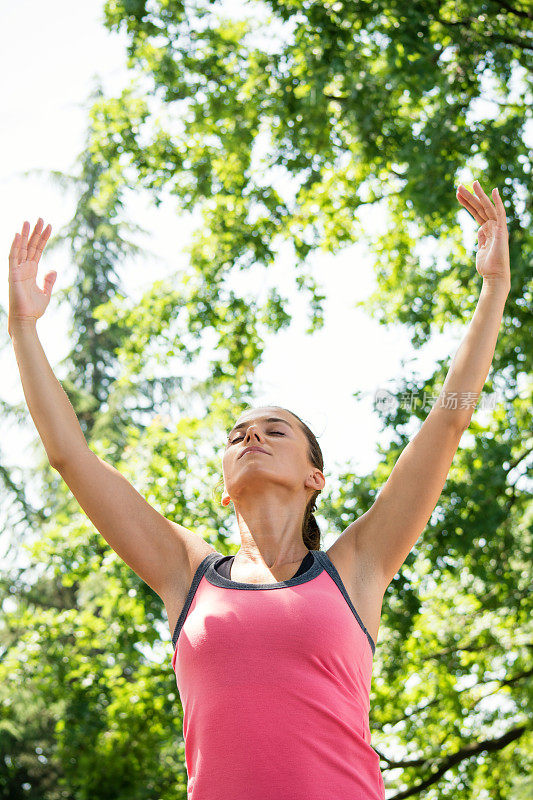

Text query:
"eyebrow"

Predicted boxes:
[[228, 417, 294, 436]]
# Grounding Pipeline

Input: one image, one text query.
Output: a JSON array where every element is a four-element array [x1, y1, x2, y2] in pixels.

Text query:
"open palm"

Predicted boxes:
[[8, 218, 56, 325], [456, 180, 510, 289]]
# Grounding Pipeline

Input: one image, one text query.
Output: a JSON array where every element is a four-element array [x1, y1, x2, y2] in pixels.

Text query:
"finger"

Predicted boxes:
[[473, 180, 496, 219], [19, 221, 29, 263], [457, 184, 486, 223], [34, 222, 52, 263], [42, 271, 57, 297], [491, 187, 507, 227], [456, 188, 485, 225], [9, 233, 21, 270], [27, 217, 44, 261]]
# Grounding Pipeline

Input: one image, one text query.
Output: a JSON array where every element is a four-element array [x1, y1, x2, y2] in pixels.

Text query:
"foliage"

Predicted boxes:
[[1, 1, 531, 797]]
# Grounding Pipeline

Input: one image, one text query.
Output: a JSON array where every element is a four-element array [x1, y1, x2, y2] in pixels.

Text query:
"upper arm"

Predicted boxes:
[[53, 448, 217, 600], [331, 412, 467, 592]]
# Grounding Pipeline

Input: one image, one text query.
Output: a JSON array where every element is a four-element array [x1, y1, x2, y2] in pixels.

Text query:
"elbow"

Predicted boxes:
[[48, 455, 65, 472], [454, 419, 470, 435]]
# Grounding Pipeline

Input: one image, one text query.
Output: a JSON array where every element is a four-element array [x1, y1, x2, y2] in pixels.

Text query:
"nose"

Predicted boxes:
[[243, 425, 263, 444]]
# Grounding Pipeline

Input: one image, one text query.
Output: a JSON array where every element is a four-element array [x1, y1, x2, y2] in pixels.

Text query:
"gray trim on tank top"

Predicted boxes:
[[205, 548, 322, 591], [171, 549, 376, 656], [172, 551, 220, 649], [313, 550, 376, 655]]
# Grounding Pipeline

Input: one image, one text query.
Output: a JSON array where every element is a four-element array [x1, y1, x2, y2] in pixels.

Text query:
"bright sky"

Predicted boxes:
[[2, 0, 523, 549]]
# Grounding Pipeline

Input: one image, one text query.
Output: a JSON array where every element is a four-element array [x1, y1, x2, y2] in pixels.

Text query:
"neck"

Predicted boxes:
[[232, 491, 309, 568]]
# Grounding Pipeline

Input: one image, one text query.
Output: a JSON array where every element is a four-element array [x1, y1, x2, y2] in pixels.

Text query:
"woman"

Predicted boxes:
[[8, 179, 510, 798]]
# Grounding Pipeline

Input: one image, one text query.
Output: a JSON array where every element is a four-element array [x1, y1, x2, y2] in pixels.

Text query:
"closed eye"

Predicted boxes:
[[230, 431, 285, 443]]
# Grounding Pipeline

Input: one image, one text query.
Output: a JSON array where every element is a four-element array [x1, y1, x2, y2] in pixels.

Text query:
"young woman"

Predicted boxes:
[[7, 179, 510, 798]]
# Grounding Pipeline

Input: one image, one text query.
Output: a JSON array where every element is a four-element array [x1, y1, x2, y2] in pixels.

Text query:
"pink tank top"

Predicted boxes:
[[171, 549, 386, 799]]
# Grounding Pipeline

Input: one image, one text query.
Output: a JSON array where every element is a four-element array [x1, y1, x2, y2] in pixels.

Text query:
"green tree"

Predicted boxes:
[[1, 1, 531, 797]]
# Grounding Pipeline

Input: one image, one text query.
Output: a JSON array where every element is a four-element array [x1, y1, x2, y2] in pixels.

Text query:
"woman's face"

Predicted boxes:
[[221, 407, 314, 507]]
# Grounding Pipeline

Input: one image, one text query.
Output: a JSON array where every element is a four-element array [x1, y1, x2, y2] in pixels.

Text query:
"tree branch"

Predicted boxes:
[[496, 1, 533, 21], [434, 13, 533, 52], [380, 725, 528, 798], [488, 33, 533, 52], [506, 444, 533, 473]]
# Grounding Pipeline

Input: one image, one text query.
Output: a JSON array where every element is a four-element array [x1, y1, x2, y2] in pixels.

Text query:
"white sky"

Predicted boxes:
[[2, 0, 524, 550]]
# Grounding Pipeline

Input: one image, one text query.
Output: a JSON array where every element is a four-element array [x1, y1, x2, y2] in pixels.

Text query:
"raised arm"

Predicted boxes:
[[7, 218, 215, 606], [329, 180, 511, 591]]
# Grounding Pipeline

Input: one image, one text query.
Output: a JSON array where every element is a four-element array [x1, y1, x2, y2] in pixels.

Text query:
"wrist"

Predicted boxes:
[[8, 316, 38, 338], [481, 276, 510, 297]]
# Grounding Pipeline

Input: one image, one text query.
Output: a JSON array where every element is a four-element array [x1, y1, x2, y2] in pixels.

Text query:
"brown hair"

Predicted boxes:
[[281, 407, 323, 550], [217, 406, 324, 550]]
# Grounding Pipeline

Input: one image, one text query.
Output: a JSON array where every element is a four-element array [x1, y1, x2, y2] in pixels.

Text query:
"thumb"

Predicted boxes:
[[43, 271, 57, 297]]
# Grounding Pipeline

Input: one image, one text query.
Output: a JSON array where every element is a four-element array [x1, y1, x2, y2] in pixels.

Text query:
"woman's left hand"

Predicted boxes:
[[456, 179, 510, 291]]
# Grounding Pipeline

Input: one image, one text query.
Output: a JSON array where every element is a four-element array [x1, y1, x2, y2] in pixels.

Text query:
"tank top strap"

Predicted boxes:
[[313, 550, 376, 656], [171, 551, 221, 649]]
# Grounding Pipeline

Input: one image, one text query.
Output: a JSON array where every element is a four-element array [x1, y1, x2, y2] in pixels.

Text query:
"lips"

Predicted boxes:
[[240, 446, 268, 458]]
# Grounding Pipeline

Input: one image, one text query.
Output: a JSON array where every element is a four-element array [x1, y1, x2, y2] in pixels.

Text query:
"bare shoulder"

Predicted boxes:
[[159, 524, 218, 640], [163, 522, 218, 596], [176, 523, 219, 568], [324, 514, 389, 646], [326, 512, 387, 589]]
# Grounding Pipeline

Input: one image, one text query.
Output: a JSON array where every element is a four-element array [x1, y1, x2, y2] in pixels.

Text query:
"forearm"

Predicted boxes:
[[434, 278, 509, 430], [8, 319, 88, 466]]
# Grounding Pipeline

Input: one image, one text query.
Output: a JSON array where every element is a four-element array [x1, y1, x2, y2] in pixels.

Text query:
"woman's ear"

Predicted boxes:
[[305, 470, 325, 492]]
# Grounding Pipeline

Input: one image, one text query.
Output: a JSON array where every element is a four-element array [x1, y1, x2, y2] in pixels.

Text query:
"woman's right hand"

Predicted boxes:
[[8, 218, 56, 330]]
